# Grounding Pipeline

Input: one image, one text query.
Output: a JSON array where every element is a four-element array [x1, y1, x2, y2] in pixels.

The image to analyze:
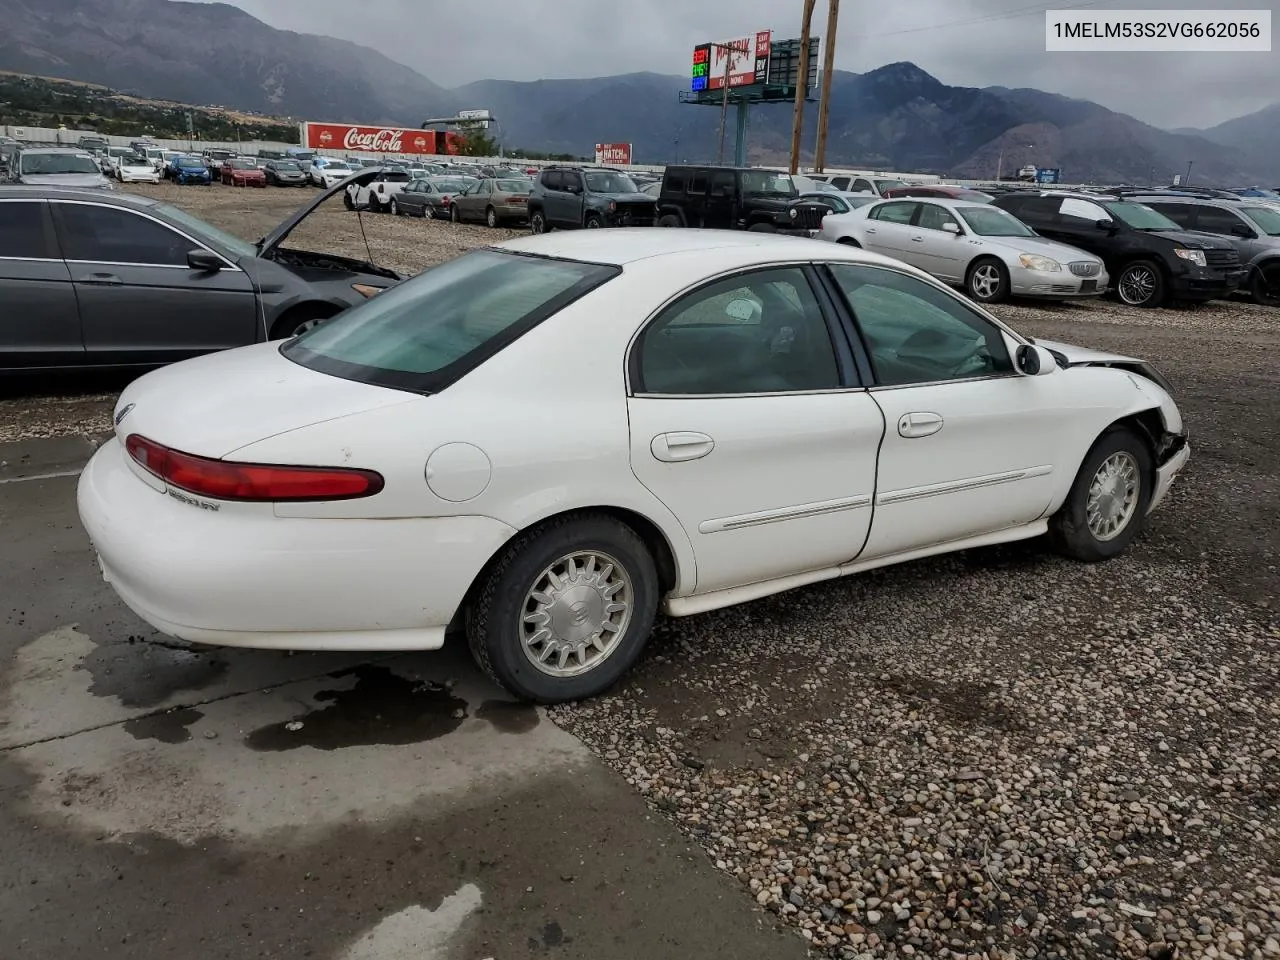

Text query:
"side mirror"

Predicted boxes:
[[1095, 218, 1116, 231], [942, 221, 961, 235], [187, 249, 223, 272], [1015, 343, 1057, 376], [1231, 223, 1255, 238]]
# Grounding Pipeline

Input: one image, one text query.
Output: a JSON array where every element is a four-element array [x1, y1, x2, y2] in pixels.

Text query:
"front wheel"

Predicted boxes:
[[1116, 260, 1165, 308], [584, 213, 602, 228], [389, 197, 399, 216], [836, 237, 861, 247], [1049, 427, 1153, 562], [343, 191, 354, 210], [1250, 264, 1280, 307], [657, 214, 681, 228], [450, 203, 459, 223], [466, 514, 660, 703], [966, 257, 1010, 304]]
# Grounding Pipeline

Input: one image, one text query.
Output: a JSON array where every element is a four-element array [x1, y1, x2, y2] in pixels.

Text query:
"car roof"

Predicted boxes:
[[15, 146, 93, 154], [873, 196, 996, 211], [495, 228, 905, 268], [0, 185, 158, 208]]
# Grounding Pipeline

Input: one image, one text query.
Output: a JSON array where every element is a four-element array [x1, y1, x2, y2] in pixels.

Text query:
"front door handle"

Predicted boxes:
[[865, 227, 877, 234], [651, 432, 715, 463], [84, 272, 123, 285], [898, 412, 944, 439]]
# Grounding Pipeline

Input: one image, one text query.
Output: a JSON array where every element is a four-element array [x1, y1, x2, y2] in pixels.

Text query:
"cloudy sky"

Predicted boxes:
[[210, 0, 1278, 128]]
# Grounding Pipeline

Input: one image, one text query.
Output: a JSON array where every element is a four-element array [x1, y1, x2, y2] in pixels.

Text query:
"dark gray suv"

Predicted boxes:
[[527, 166, 656, 233], [1125, 193, 1280, 306], [0, 175, 404, 372]]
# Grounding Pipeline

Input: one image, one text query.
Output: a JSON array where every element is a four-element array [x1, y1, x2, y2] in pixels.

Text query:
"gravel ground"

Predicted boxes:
[[2, 184, 1278, 959]]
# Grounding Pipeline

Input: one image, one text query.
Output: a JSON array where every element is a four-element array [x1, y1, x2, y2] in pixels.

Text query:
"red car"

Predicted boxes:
[[221, 157, 267, 187], [880, 184, 994, 203]]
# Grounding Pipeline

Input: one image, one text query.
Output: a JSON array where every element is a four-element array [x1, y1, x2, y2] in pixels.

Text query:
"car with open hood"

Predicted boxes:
[[77, 231, 1187, 704], [0, 169, 404, 372]]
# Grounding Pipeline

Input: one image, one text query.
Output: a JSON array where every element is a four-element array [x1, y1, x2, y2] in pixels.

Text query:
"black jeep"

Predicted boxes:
[[527, 166, 656, 233], [654, 166, 824, 234]]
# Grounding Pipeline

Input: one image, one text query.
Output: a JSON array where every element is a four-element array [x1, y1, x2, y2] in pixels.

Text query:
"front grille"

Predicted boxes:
[[1051, 284, 1078, 293], [790, 206, 828, 231], [1205, 248, 1241, 270], [1069, 261, 1101, 277]]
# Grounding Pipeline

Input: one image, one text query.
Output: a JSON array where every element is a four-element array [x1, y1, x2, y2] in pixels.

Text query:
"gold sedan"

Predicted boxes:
[[450, 177, 535, 228]]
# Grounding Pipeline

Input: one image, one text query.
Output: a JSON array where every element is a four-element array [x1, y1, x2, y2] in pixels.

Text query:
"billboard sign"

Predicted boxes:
[[457, 109, 492, 128], [692, 30, 772, 91], [594, 142, 633, 165], [302, 122, 443, 154], [1034, 167, 1062, 184]]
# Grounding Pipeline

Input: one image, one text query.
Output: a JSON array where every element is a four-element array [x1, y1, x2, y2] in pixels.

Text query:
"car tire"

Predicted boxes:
[[1249, 264, 1280, 307], [584, 213, 602, 228], [368, 194, 383, 213], [344, 191, 354, 210], [451, 204, 459, 223], [465, 513, 660, 704], [530, 210, 548, 234], [657, 214, 681, 228], [747, 222, 776, 232], [1116, 260, 1165, 308], [269, 305, 335, 341], [486, 206, 498, 228], [424, 204, 436, 219], [389, 197, 399, 216], [966, 257, 1010, 304], [1049, 427, 1153, 563], [836, 237, 861, 247]]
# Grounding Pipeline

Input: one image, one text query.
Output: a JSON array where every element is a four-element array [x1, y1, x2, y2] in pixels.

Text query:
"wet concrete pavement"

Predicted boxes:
[[0, 441, 808, 960]]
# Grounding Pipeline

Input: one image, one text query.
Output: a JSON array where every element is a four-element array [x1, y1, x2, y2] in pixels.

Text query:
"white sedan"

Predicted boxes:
[[820, 198, 1108, 303], [78, 231, 1190, 703], [116, 154, 162, 184]]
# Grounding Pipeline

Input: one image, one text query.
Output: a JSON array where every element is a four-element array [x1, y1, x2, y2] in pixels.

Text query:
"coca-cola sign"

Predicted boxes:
[[301, 122, 456, 155]]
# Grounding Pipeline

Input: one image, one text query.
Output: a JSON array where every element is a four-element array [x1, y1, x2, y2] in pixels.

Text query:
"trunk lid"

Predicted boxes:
[[111, 342, 417, 459]]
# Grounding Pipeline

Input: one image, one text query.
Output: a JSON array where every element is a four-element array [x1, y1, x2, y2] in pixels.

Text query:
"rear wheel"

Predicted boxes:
[[836, 237, 861, 247], [465, 514, 660, 703], [1250, 263, 1280, 307], [1116, 260, 1165, 308], [343, 190, 354, 210], [966, 257, 1010, 304], [1049, 427, 1153, 562], [486, 206, 499, 228], [657, 214, 681, 228], [368, 194, 383, 213], [530, 210, 548, 234], [451, 203, 460, 223], [425, 204, 436, 219]]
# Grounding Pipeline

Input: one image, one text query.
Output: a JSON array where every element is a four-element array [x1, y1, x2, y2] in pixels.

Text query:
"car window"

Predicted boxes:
[[1003, 196, 1058, 219], [633, 267, 840, 396], [562, 172, 583, 192], [1143, 202, 1197, 229], [283, 250, 619, 392], [916, 203, 959, 232], [0, 201, 58, 259], [830, 177, 852, 191], [53, 203, 197, 267], [688, 170, 708, 194], [663, 169, 686, 192], [1192, 206, 1248, 235], [1058, 197, 1110, 224], [828, 264, 1013, 387], [710, 170, 735, 197], [870, 201, 917, 224]]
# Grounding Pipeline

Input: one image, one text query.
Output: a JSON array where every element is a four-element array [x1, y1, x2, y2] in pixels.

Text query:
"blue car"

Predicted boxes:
[[168, 155, 212, 185]]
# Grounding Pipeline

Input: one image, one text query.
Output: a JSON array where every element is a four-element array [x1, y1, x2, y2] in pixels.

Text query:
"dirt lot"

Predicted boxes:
[[2, 182, 1278, 958]]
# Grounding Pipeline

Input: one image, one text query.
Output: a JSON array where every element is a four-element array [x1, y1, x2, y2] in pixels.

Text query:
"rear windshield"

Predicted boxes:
[[281, 250, 620, 392]]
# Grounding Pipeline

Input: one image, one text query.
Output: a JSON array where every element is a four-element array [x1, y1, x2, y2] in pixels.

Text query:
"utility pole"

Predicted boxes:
[[717, 46, 732, 165], [1185, 160, 1194, 186], [789, 0, 818, 174], [812, 0, 840, 173]]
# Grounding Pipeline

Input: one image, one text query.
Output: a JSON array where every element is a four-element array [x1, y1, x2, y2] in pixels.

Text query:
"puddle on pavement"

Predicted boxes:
[[475, 699, 539, 734], [244, 665, 468, 751], [123, 706, 204, 744], [83, 638, 227, 708]]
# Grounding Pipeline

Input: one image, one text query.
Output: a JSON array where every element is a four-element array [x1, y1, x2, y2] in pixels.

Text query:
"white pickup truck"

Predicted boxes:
[[344, 167, 414, 212]]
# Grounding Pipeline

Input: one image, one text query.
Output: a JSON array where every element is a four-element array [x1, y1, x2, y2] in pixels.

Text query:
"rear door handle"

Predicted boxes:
[[83, 272, 123, 285], [898, 412, 944, 438], [651, 432, 715, 462], [910, 236, 926, 243]]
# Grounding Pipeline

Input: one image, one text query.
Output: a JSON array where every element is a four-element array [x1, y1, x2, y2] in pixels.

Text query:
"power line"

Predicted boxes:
[[852, 0, 1114, 39]]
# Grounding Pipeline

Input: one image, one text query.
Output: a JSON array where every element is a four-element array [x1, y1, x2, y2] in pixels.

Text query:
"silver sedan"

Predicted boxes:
[[819, 197, 1108, 304]]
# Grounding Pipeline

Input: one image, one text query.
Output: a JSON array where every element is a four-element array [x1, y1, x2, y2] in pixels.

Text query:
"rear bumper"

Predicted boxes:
[[77, 438, 518, 651]]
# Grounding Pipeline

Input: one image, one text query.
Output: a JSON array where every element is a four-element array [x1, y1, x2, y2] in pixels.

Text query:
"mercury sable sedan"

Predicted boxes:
[[821, 198, 1108, 304], [78, 231, 1189, 703]]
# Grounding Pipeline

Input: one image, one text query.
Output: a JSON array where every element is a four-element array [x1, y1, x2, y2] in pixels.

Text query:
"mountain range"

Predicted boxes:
[[1, 0, 1277, 185]]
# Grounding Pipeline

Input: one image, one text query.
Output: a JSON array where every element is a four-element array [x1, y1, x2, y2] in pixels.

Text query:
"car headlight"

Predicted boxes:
[[1174, 247, 1207, 267], [1018, 254, 1061, 272]]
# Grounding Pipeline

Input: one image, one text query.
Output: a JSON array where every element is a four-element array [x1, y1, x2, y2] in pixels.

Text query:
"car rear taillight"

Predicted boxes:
[[125, 434, 384, 502], [441, 195, 452, 204], [507, 196, 527, 203]]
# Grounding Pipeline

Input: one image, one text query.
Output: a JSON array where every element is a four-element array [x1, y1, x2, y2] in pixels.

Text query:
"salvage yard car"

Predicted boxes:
[[116, 153, 162, 184], [655, 165, 801, 232], [0, 171, 404, 371], [821, 198, 1108, 303], [220, 157, 267, 188], [449, 177, 533, 226], [78, 231, 1188, 704], [528, 166, 656, 233]]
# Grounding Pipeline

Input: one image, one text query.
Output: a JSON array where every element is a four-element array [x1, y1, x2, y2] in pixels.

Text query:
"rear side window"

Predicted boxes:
[[664, 169, 686, 192], [282, 251, 620, 392], [53, 203, 193, 266], [0, 201, 58, 259], [870, 201, 917, 224], [688, 170, 708, 194]]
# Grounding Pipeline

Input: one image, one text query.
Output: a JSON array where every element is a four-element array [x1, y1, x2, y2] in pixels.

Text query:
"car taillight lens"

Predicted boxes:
[[507, 196, 527, 203], [125, 434, 384, 503], [441, 195, 452, 204]]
